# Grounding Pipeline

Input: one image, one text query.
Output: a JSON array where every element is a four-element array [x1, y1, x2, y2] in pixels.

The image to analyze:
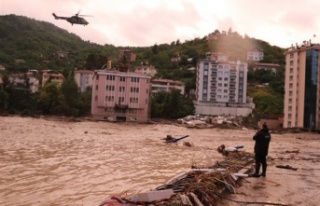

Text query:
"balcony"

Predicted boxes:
[[114, 104, 128, 109]]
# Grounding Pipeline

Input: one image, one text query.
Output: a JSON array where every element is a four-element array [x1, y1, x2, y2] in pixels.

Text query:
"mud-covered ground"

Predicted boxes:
[[0, 116, 319, 206]]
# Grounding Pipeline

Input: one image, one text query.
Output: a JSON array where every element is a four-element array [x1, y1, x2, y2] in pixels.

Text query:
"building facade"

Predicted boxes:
[[41, 70, 64, 87], [151, 78, 185, 95], [247, 49, 264, 61], [196, 53, 253, 116], [74, 70, 94, 92], [118, 49, 136, 62], [91, 70, 151, 122], [252, 62, 281, 74], [133, 65, 158, 77], [9, 71, 39, 93], [284, 42, 320, 130]]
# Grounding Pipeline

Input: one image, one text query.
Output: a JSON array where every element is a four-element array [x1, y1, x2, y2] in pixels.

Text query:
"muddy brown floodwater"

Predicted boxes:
[[0, 116, 320, 206]]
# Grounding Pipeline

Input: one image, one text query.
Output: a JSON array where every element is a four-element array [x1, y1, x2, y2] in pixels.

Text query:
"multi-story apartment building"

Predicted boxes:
[[74, 70, 94, 92], [118, 49, 136, 62], [284, 41, 320, 130], [41, 70, 64, 87], [247, 49, 264, 61], [252, 62, 281, 74], [9, 71, 39, 93], [91, 70, 151, 122], [133, 65, 158, 77], [196, 53, 253, 116], [151, 78, 185, 95]]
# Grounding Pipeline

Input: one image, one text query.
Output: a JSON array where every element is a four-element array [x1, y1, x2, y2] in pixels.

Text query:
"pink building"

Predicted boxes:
[[91, 70, 151, 122]]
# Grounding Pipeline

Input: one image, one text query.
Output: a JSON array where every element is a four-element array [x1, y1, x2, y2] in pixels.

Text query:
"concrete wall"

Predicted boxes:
[[195, 103, 252, 117]]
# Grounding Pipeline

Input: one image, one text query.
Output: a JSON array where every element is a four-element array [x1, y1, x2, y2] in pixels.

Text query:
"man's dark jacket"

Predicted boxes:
[[253, 128, 271, 156]]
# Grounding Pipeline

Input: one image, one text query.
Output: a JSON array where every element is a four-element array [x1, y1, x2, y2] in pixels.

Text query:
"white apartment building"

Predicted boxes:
[[196, 53, 253, 116], [247, 49, 264, 61], [74, 70, 94, 92]]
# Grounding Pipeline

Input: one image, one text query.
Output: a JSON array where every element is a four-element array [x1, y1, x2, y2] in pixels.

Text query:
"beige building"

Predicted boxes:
[[284, 41, 320, 130], [133, 65, 158, 77], [252, 62, 281, 74], [151, 78, 185, 95], [41, 70, 64, 87]]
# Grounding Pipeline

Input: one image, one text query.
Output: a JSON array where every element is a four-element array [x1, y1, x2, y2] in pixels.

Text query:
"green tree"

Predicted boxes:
[[59, 74, 80, 116], [38, 81, 61, 114], [151, 89, 194, 119]]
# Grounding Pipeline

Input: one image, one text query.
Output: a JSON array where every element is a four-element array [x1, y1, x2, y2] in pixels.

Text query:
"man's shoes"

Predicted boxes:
[[250, 173, 261, 178], [261, 173, 266, 177]]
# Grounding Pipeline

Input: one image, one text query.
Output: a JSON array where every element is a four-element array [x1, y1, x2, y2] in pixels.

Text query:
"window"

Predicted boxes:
[[289, 98, 292, 103], [218, 77, 222, 80], [289, 75, 293, 81], [118, 97, 124, 103], [224, 77, 228, 81], [288, 114, 292, 119], [290, 60, 293, 66], [224, 89, 228, 93], [290, 68, 293, 73], [131, 77, 140, 82], [288, 106, 292, 111], [289, 91, 293, 96], [106, 85, 115, 91], [106, 75, 115, 80], [120, 76, 125, 82], [288, 121, 291, 127], [289, 83, 293, 89], [224, 83, 228, 87]]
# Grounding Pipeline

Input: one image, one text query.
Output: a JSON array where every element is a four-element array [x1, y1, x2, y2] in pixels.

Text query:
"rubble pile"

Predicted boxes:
[[100, 146, 255, 206], [177, 115, 244, 129]]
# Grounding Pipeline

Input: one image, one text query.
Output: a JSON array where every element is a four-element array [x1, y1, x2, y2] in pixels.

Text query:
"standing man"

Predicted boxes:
[[252, 122, 271, 177]]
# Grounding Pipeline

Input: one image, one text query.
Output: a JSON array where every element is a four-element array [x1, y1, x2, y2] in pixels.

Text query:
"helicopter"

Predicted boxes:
[[52, 12, 91, 26]]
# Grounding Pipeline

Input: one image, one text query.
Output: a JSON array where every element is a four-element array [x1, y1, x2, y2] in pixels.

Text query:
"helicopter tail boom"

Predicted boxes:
[[52, 13, 69, 20], [52, 13, 59, 19]]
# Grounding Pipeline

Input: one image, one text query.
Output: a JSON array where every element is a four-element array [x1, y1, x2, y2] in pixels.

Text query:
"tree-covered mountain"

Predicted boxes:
[[0, 14, 117, 72]]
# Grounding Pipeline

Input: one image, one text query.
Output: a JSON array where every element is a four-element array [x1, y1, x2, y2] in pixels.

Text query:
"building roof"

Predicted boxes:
[[253, 63, 280, 67], [151, 78, 184, 85]]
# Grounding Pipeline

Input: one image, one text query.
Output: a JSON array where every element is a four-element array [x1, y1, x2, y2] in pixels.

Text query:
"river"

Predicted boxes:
[[0, 116, 256, 206]]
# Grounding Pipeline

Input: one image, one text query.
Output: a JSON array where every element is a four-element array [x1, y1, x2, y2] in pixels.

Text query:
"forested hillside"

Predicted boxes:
[[0, 14, 286, 120], [0, 15, 117, 72]]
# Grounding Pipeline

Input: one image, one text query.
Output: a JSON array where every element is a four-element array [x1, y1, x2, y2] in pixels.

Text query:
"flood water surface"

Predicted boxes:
[[0, 117, 254, 206]]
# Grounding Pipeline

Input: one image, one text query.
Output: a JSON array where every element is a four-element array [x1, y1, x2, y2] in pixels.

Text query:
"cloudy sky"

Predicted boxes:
[[1, 0, 320, 48]]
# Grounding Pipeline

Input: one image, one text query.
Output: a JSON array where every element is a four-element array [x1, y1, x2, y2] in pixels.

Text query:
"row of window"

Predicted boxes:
[[98, 74, 142, 83], [104, 96, 139, 103]]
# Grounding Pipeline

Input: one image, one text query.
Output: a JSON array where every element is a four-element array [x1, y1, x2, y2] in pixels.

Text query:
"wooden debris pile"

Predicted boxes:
[[100, 146, 255, 206]]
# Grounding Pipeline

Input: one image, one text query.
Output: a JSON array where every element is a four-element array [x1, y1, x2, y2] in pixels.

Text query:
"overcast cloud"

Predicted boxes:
[[1, 0, 320, 48]]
